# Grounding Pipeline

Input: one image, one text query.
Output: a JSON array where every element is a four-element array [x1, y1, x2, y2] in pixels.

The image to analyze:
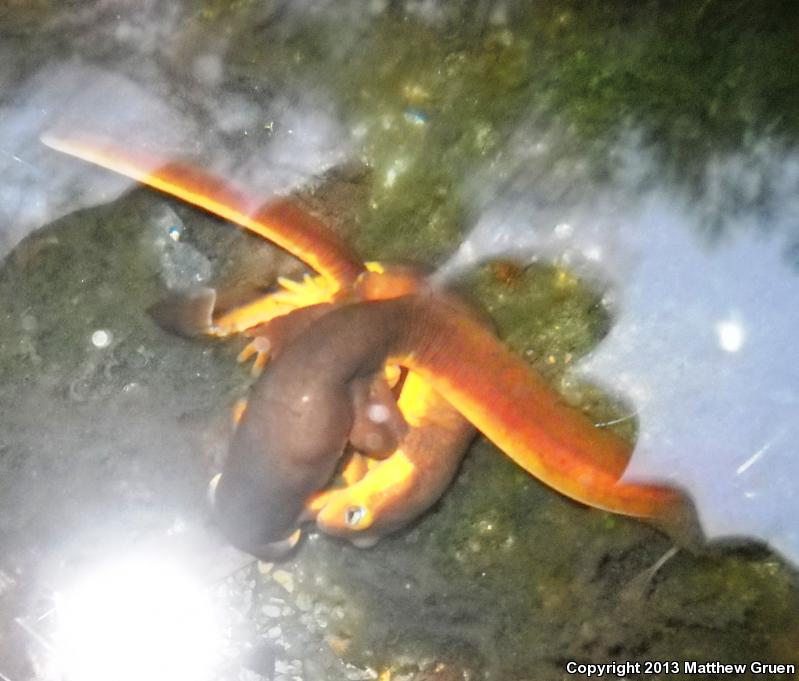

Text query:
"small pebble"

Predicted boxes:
[[344, 663, 378, 680], [296, 593, 313, 612], [20, 314, 36, 332], [325, 634, 351, 655], [276, 659, 303, 675], [272, 570, 295, 593]]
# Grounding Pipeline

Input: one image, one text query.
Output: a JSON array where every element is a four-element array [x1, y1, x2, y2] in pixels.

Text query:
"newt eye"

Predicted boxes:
[[344, 505, 366, 527]]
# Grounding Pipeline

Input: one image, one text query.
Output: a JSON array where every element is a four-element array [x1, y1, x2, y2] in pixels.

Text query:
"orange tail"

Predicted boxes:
[[41, 133, 366, 289], [390, 298, 687, 522]]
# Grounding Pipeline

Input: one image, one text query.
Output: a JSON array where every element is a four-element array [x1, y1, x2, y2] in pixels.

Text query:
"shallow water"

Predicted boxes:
[[1, 1, 798, 679]]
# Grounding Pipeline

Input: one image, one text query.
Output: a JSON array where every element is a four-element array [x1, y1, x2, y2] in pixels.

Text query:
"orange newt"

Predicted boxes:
[[42, 133, 695, 556]]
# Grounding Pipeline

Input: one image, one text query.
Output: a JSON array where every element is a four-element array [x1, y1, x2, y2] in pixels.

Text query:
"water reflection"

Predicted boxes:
[[451, 143, 799, 565], [580, 190, 799, 563], [0, 60, 349, 259]]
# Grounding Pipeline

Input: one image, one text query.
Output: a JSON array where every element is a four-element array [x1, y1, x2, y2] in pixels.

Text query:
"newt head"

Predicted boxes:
[[206, 473, 303, 559], [209, 467, 304, 560], [315, 372, 474, 546], [313, 451, 416, 548]]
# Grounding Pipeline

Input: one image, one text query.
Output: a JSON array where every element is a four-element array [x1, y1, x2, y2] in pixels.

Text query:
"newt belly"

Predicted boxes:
[[313, 370, 475, 547]]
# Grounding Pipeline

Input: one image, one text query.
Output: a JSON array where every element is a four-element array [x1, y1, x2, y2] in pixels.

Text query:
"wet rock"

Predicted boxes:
[[145, 205, 213, 290]]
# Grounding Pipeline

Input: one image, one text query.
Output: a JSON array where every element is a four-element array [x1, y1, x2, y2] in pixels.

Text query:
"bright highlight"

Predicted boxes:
[[715, 318, 745, 353], [53, 555, 221, 681]]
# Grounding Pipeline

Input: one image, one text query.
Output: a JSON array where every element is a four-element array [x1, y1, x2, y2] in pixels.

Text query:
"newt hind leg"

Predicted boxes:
[[221, 273, 341, 375]]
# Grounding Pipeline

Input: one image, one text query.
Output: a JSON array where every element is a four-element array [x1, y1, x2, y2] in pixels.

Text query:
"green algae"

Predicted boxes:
[[209, 0, 799, 257], [2, 197, 219, 396], [468, 263, 610, 369], [213, 13, 535, 263]]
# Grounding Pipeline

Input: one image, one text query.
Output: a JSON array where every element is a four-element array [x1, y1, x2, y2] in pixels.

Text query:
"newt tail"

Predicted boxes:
[[41, 132, 366, 290], [382, 296, 686, 521]]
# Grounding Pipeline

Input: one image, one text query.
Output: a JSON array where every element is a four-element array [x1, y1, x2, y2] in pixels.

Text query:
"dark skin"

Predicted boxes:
[[210, 293, 493, 555], [212, 302, 407, 557], [245, 303, 408, 458]]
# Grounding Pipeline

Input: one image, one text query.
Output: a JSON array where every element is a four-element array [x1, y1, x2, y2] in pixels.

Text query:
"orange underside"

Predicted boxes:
[[392, 304, 683, 519], [41, 133, 365, 289]]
